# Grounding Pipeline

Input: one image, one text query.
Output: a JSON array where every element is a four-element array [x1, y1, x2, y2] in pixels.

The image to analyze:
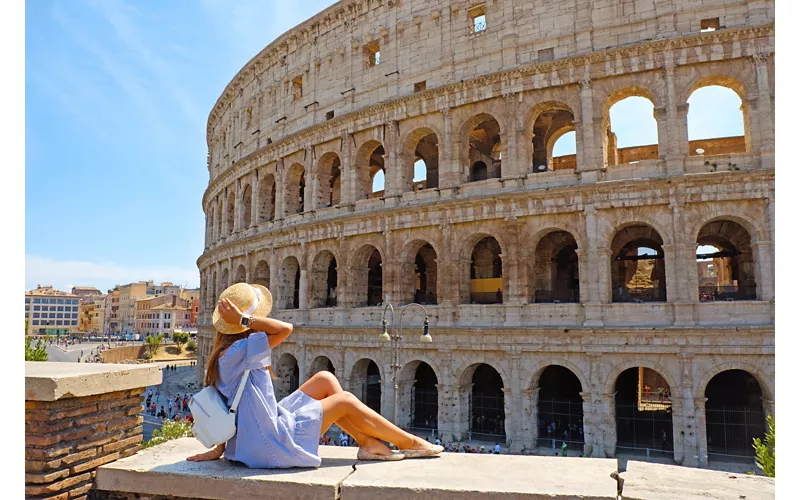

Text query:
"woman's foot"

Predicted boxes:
[[358, 436, 393, 456], [402, 436, 435, 451], [399, 437, 444, 458]]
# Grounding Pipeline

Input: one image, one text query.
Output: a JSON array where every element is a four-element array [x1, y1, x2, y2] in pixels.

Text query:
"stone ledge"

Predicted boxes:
[[25, 362, 162, 401]]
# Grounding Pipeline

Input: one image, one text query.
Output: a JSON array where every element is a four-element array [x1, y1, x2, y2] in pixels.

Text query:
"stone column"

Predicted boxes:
[[582, 205, 604, 326], [269, 250, 280, 310], [662, 64, 686, 175], [753, 53, 774, 168], [501, 92, 529, 182], [520, 388, 537, 452], [340, 132, 357, 206], [676, 104, 690, 157], [436, 383, 457, 443], [576, 79, 602, 183], [298, 269, 309, 310], [384, 120, 403, 202], [305, 147, 316, 212], [689, 397, 707, 468], [250, 170, 260, 230], [438, 108, 461, 189], [233, 180, 242, 235], [502, 387, 517, 449], [274, 159, 286, 219], [752, 240, 775, 301], [297, 344, 308, 385]]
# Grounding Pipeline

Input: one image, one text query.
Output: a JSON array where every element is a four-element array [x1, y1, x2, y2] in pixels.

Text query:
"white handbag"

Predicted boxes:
[[188, 369, 250, 448]]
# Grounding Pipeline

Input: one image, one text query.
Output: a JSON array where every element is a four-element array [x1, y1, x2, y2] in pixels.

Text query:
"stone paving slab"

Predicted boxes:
[[619, 460, 775, 500], [341, 452, 619, 500], [25, 362, 162, 401], [96, 439, 358, 500]]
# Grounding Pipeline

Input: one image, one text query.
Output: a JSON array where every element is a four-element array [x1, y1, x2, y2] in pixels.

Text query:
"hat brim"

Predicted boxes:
[[212, 283, 273, 335]]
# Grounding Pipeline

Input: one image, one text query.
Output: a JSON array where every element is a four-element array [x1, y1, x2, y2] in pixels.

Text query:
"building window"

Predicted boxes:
[[34, 305, 40, 311], [32, 320, 39, 326], [33, 298, 41, 304], [57, 306, 64, 311], [365, 41, 381, 67], [57, 299, 64, 304], [326, 110, 335, 121], [292, 76, 303, 101], [701, 17, 720, 32], [49, 313, 56, 319], [49, 299, 57, 304], [33, 313, 39, 318], [56, 313, 64, 319], [25, 298, 30, 303], [538, 48, 554, 62], [72, 313, 78, 319], [414, 81, 427, 93], [25, 305, 29, 311], [469, 6, 487, 33], [71, 320, 78, 326]]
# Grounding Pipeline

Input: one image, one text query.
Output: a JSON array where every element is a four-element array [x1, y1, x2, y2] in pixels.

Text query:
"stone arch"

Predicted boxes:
[[350, 244, 384, 307], [397, 359, 440, 431], [220, 267, 230, 294], [210, 270, 218, 307], [461, 232, 506, 304], [252, 260, 270, 289], [317, 152, 342, 208], [225, 188, 236, 235], [695, 362, 774, 402], [604, 360, 679, 397], [310, 249, 338, 308], [603, 86, 661, 166], [284, 163, 305, 215], [309, 355, 337, 377], [695, 218, 757, 301], [534, 364, 585, 450], [274, 353, 299, 401], [529, 359, 589, 394], [279, 256, 301, 309], [685, 76, 750, 155], [350, 358, 383, 413], [460, 112, 504, 183], [207, 207, 215, 244], [355, 139, 385, 200], [531, 229, 580, 303], [610, 223, 667, 302], [257, 173, 276, 223], [399, 239, 440, 305], [234, 264, 247, 284], [401, 127, 441, 191], [458, 362, 507, 439], [240, 183, 252, 229], [216, 197, 223, 237], [528, 101, 578, 173]]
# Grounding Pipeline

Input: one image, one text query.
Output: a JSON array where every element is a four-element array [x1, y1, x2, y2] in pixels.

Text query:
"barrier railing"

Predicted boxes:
[[698, 285, 757, 301], [534, 289, 579, 303]]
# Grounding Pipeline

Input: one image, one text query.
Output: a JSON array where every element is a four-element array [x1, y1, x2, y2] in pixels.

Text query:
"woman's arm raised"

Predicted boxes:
[[217, 298, 293, 348]]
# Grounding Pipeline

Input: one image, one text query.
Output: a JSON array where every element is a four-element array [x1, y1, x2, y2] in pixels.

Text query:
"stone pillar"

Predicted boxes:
[[654, 106, 668, 161], [502, 387, 517, 450], [753, 53, 774, 168], [233, 180, 242, 234], [752, 240, 775, 301], [576, 79, 602, 183], [688, 397, 707, 468], [454, 383, 473, 441], [25, 362, 161, 499], [250, 170, 259, 230], [274, 159, 286, 219], [297, 344, 308, 385], [592, 392, 616, 458], [520, 388, 537, 452], [303, 150, 314, 213], [438, 108, 461, 189], [662, 64, 686, 175], [436, 383, 457, 443], [340, 132, 356, 206], [676, 104, 690, 156], [269, 250, 280, 310], [384, 121, 402, 201], [298, 269, 309, 310], [501, 92, 529, 181], [582, 205, 604, 326]]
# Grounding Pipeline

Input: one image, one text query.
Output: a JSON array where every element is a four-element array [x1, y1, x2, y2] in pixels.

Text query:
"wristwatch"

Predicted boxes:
[[239, 314, 252, 327]]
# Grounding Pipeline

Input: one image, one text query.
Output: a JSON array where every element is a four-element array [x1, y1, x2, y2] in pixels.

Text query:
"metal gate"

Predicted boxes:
[[411, 386, 438, 430], [469, 391, 505, 440], [615, 403, 673, 459], [706, 405, 765, 460], [537, 399, 585, 451]]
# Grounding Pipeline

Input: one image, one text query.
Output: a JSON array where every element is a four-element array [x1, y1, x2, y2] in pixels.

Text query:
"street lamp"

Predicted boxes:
[[379, 302, 432, 426]]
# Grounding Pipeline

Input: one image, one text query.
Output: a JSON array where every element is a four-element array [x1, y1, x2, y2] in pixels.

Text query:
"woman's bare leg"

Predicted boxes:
[[297, 372, 392, 455], [320, 391, 430, 451]]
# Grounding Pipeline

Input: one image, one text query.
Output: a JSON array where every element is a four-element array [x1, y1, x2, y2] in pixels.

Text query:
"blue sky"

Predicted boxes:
[[25, 0, 744, 293]]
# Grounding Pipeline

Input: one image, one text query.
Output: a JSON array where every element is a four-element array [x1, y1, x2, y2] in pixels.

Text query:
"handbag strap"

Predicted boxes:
[[228, 369, 250, 414]]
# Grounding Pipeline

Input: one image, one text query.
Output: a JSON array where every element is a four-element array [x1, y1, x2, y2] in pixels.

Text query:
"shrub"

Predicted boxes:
[[172, 331, 190, 352], [186, 339, 197, 352], [145, 333, 164, 356], [25, 337, 48, 362], [141, 419, 194, 449], [753, 415, 775, 477]]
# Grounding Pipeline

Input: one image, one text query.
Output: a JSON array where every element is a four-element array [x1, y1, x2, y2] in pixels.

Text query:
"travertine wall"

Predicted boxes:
[[196, 0, 775, 468]]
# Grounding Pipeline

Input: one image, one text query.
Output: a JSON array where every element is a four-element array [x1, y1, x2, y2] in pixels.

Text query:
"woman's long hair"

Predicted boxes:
[[205, 329, 276, 387]]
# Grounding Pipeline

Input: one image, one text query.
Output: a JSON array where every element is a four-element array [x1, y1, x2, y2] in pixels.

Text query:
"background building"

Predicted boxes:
[[180, 288, 201, 326], [25, 285, 80, 335], [134, 294, 192, 337], [107, 281, 185, 334], [78, 294, 107, 335], [196, 0, 774, 469]]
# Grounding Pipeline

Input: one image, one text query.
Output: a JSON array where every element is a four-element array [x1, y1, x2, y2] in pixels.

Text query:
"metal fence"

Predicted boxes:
[[615, 403, 673, 456], [613, 287, 666, 302], [698, 285, 757, 302], [534, 289, 579, 303], [367, 285, 383, 306], [537, 399, 584, 451], [470, 392, 506, 440], [706, 405, 765, 460], [411, 387, 439, 430]]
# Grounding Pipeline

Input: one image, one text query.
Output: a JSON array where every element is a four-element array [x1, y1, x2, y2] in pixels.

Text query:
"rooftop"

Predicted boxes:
[[26, 285, 78, 297]]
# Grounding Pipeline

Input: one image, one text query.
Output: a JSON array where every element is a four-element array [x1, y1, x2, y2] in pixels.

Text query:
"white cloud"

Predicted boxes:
[[26, 254, 199, 293]]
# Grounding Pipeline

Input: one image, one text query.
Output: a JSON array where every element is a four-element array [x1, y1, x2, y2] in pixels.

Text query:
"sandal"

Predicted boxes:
[[356, 449, 406, 461], [398, 444, 444, 458]]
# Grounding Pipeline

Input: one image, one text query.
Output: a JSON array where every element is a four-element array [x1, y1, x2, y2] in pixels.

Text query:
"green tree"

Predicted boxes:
[[145, 333, 165, 357], [185, 339, 197, 352], [141, 419, 194, 449], [25, 336, 49, 362], [172, 331, 190, 352], [753, 415, 775, 477]]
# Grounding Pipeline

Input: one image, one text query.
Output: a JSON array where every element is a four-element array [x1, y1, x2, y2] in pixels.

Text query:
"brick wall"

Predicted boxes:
[[25, 388, 145, 499]]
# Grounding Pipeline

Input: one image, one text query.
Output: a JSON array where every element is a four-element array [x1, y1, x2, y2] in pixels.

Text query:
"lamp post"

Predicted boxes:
[[379, 302, 432, 426]]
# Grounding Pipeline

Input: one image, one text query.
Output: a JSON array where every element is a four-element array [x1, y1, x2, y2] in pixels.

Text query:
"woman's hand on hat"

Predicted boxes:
[[218, 298, 243, 325]]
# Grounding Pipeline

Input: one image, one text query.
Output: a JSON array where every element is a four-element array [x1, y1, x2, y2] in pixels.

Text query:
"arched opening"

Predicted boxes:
[[352, 359, 382, 414], [367, 249, 383, 306], [696, 220, 757, 301], [253, 260, 270, 289], [280, 257, 300, 309], [611, 225, 666, 302], [532, 107, 577, 173], [352, 246, 383, 307], [226, 190, 235, 235], [216, 198, 223, 237], [220, 268, 229, 295], [614, 367, 673, 459], [234, 264, 247, 284], [207, 209, 215, 244], [258, 174, 276, 223], [468, 117, 502, 181], [532, 231, 579, 303], [688, 84, 748, 156], [414, 243, 438, 305], [274, 353, 299, 401], [310, 251, 337, 308], [536, 366, 584, 451], [211, 271, 217, 305], [606, 93, 659, 166], [285, 163, 305, 215], [470, 237, 503, 304], [310, 356, 336, 377], [317, 153, 342, 208], [469, 364, 505, 440], [356, 141, 386, 200], [705, 370, 766, 461], [241, 184, 252, 229], [409, 131, 439, 190], [412, 363, 438, 431]]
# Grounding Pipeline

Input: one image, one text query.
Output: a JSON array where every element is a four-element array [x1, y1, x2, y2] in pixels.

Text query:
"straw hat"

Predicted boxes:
[[212, 282, 273, 335]]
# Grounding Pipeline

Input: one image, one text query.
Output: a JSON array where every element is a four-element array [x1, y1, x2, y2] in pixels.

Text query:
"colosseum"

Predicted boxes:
[[196, 0, 775, 468]]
